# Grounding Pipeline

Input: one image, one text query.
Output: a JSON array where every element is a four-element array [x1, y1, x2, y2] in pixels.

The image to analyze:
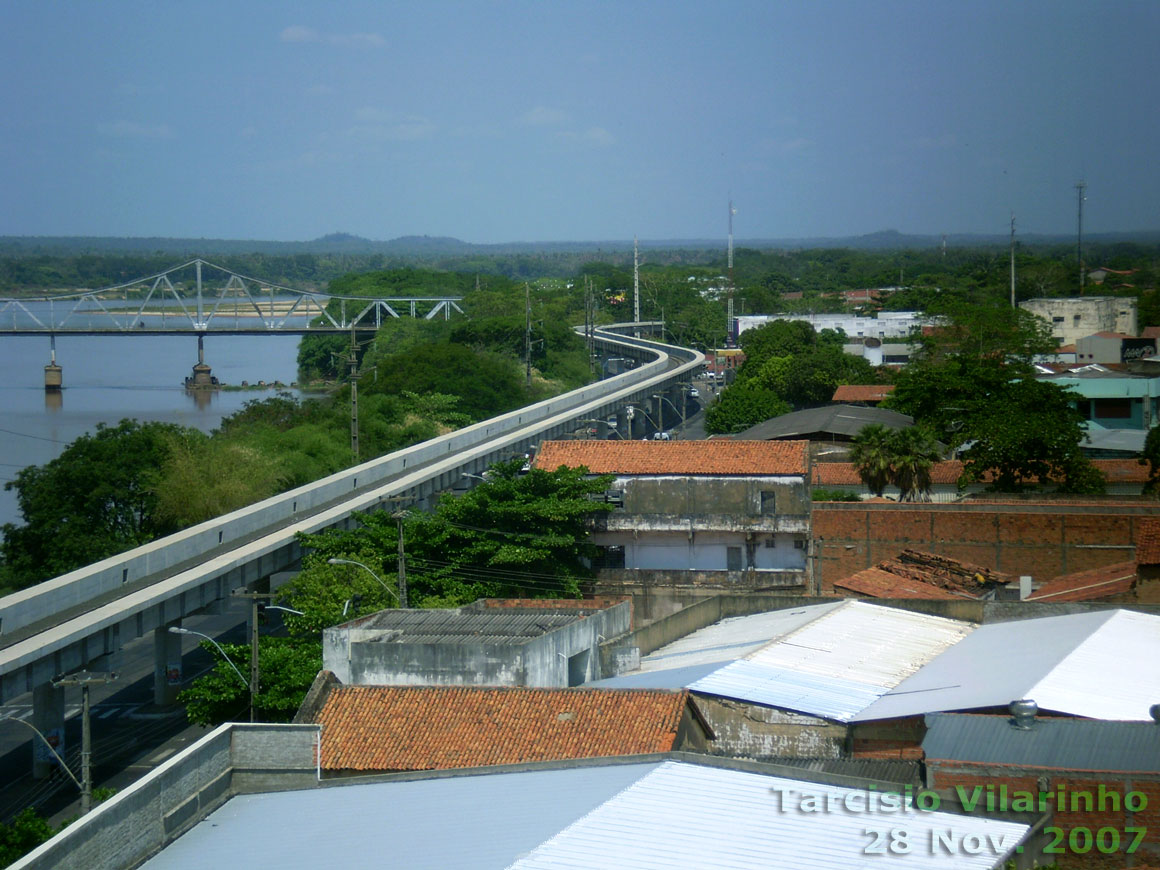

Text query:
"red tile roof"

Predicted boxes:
[[312, 686, 699, 771], [831, 384, 895, 403], [534, 439, 809, 476], [833, 567, 962, 600], [1026, 562, 1137, 602], [1136, 518, 1160, 565]]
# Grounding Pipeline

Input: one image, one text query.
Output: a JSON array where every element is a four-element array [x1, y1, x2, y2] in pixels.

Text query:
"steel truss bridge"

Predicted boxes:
[[0, 259, 464, 335]]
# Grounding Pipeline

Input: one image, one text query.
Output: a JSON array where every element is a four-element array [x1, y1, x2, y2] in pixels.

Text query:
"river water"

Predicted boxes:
[[0, 330, 305, 531]]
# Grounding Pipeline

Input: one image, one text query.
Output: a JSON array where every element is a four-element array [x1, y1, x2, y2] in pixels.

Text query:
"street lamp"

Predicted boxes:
[[264, 605, 305, 616], [168, 626, 248, 692], [652, 394, 687, 431], [327, 558, 401, 605], [461, 472, 489, 482]]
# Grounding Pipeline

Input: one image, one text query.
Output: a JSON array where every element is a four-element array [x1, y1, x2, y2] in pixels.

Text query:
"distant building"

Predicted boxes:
[[829, 384, 895, 405], [534, 439, 811, 591], [1074, 331, 1157, 364], [734, 404, 914, 445], [1036, 365, 1160, 430], [1019, 296, 1137, 347]]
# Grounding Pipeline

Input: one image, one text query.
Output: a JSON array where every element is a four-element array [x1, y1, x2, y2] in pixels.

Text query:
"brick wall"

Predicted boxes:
[[927, 766, 1160, 869], [814, 504, 1152, 590]]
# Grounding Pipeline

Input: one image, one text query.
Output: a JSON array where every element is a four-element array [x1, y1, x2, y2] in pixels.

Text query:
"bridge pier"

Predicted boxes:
[[154, 621, 184, 706], [31, 682, 65, 779], [44, 334, 62, 392], [185, 334, 219, 389]]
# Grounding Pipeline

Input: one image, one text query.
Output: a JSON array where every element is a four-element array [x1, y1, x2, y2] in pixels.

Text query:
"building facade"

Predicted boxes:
[[534, 440, 811, 590], [1020, 296, 1138, 347]]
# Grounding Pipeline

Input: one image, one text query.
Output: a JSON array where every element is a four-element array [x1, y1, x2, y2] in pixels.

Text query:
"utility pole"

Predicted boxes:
[[349, 326, 359, 462], [1009, 213, 1017, 308], [231, 588, 278, 722], [525, 283, 532, 387], [52, 671, 118, 815], [1076, 181, 1087, 293], [394, 510, 409, 608], [633, 237, 641, 339]]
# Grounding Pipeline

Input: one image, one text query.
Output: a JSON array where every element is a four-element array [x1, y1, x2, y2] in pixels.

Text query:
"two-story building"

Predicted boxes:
[[533, 439, 812, 592], [1019, 296, 1137, 347]]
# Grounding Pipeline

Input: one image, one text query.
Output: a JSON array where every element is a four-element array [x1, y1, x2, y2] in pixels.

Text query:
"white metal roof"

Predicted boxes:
[[510, 761, 1029, 870], [601, 601, 973, 722], [688, 601, 973, 721], [141, 759, 1029, 870], [852, 608, 1160, 722]]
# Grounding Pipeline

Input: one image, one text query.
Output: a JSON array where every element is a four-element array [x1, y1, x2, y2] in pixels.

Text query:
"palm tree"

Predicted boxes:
[[890, 427, 940, 502], [849, 424, 895, 498]]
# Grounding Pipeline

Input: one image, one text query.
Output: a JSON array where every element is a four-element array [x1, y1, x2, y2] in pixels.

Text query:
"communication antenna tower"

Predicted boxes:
[[727, 200, 736, 345], [1075, 181, 1087, 292], [1009, 214, 1017, 308]]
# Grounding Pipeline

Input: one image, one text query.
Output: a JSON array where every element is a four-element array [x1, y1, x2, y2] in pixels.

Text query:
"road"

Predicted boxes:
[[0, 600, 252, 826]]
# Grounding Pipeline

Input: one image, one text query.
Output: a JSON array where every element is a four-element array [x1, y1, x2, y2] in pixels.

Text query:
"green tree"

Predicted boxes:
[[177, 636, 323, 728], [849, 425, 896, 498], [889, 427, 941, 502], [1, 420, 189, 589], [704, 384, 792, 434], [1140, 426, 1160, 495], [151, 431, 287, 527], [0, 807, 55, 866]]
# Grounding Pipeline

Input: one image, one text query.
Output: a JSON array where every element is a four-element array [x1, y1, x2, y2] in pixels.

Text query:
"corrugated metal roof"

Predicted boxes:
[[141, 763, 660, 870], [343, 608, 583, 646], [685, 601, 973, 721], [689, 661, 884, 721], [631, 602, 846, 673], [852, 608, 1160, 722], [509, 761, 1029, 870], [923, 713, 1160, 772], [595, 601, 972, 721], [141, 759, 1029, 870], [736, 405, 914, 440]]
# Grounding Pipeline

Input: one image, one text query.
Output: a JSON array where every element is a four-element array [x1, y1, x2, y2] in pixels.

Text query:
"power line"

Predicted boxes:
[[0, 427, 70, 444]]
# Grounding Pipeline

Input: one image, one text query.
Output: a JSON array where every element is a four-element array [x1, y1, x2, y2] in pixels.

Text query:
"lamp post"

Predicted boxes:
[[652, 394, 687, 432], [327, 558, 402, 606], [169, 626, 250, 719]]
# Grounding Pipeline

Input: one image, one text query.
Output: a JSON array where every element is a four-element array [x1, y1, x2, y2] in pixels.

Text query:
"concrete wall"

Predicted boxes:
[[694, 695, 847, 760], [326, 602, 632, 687], [813, 502, 1158, 590], [614, 476, 810, 521], [1021, 296, 1136, 347], [9, 723, 319, 870]]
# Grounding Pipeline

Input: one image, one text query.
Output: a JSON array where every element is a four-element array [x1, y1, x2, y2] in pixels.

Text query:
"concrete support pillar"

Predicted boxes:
[[31, 682, 65, 779], [614, 409, 630, 440], [629, 406, 646, 439], [154, 621, 184, 705], [45, 334, 62, 392]]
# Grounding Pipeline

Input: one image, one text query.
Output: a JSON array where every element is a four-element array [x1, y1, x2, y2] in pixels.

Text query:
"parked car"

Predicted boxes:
[[686, 387, 700, 399]]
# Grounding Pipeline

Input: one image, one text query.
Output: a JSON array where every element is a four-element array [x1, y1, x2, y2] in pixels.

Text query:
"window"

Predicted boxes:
[[593, 546, 625, 570], [1052, 316, 1065, 324], [760, 490, 777, 515], [764, 537, 777, 548], [727, 547, 743, 571], [793, 539, 806, 550]]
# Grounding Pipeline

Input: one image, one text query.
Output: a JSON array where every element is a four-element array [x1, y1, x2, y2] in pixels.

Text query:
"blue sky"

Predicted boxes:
[[2, 0, 1157, 243]]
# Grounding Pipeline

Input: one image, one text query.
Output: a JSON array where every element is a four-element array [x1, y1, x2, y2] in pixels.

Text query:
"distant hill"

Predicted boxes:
[[2, 229, 1158, 257]]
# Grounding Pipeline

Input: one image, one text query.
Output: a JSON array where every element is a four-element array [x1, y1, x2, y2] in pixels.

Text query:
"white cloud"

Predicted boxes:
[[583, 127, 615, 146], [521, 106, 570, 126], [280, 25, 384, 47], [280, 25, 318, 43], [97, 121, 175, 140], [347, 110, 437, 142]]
